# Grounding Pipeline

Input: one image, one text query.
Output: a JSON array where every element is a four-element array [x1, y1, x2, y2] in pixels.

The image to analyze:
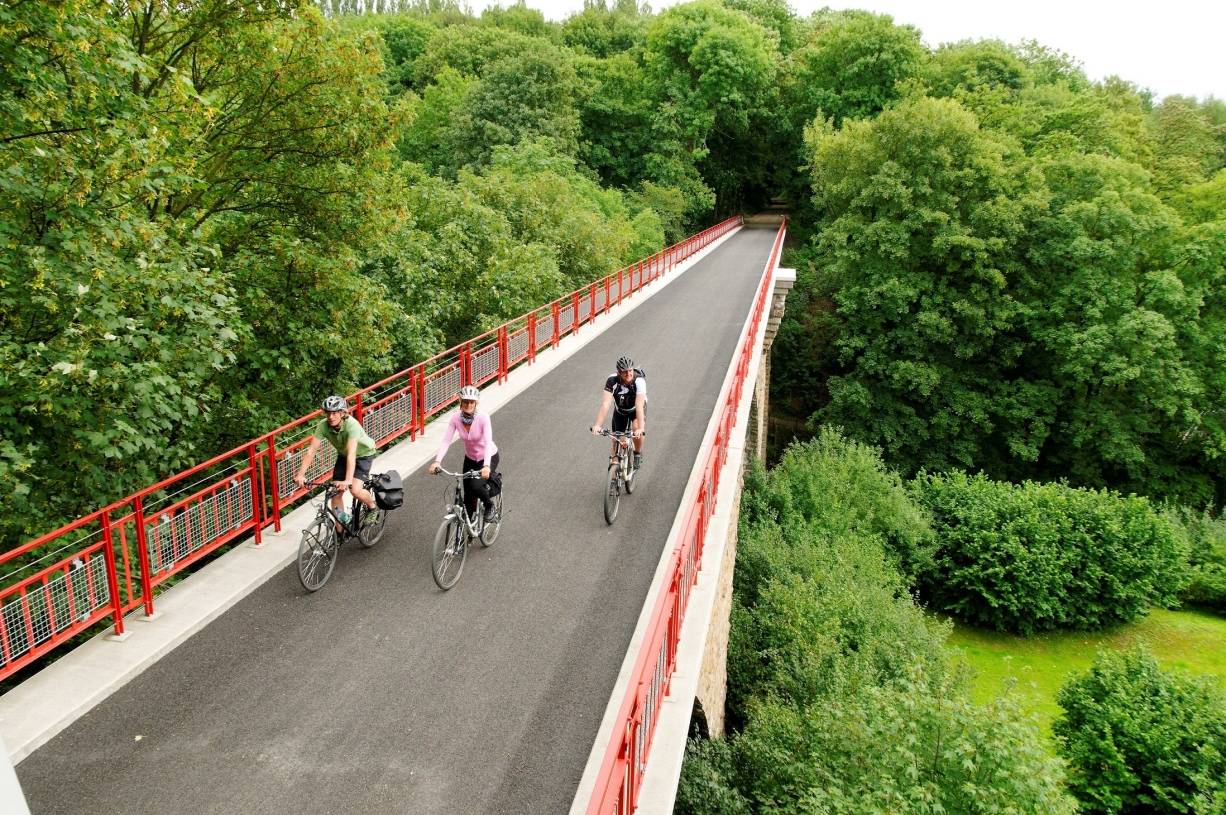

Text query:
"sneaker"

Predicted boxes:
[[483, 505, 498, 524], [634, 452, 643, 469]]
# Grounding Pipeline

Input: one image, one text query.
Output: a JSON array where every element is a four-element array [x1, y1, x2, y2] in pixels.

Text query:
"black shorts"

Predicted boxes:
[[332, 455, 374, 484], [611, 410, 640, 434]]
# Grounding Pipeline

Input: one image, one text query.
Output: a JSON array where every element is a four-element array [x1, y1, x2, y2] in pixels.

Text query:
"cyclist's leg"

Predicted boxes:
[[462, 455, 484, 514], [611, 411, 631, 461], [348, 456, 376, 509]]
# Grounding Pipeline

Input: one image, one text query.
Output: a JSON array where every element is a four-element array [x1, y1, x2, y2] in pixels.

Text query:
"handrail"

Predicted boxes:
[[0, 216, 743, 682], [584, 219, 786, 814]]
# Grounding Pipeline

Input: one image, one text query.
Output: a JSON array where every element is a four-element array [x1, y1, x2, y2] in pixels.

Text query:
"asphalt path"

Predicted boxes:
[[17, 227, 779, 815]]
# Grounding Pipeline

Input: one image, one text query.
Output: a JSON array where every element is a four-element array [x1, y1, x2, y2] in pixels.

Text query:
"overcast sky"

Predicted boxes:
[[470, 0, 1225, 101]]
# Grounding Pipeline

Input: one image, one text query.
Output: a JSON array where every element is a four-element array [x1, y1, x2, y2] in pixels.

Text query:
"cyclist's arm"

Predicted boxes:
[[434, 415, 458, 464], [591, 391, 614, 432], [296, 436, 321, 483], [633, 393, 646, 435]]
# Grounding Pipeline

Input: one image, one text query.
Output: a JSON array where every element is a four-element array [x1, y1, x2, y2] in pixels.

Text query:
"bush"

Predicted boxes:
[[1167, 506, 1226, 613], [1054, 647, 1226, 814], [737, 427, 935, 595], [913, 472, 1187, 633], [674, 737, 750, 815], [728, 529, 948, 720], [733, 669, 1076, 815]]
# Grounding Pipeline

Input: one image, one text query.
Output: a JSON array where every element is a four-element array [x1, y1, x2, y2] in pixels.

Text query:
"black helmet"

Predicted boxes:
[[616, 355, 635, 372], [321, 395, 348, 412]]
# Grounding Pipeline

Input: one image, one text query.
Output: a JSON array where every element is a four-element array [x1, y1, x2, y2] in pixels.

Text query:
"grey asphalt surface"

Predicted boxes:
[[17, 227, 779, 815]]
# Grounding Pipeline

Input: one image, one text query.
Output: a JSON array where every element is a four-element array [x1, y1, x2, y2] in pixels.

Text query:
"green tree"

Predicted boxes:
[[808, 97, 1041, 475]]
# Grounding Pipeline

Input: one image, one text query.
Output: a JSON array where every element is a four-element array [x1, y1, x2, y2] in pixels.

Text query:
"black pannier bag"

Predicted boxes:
[[373, 470, 404, 510], [487, 469, 503, 498]]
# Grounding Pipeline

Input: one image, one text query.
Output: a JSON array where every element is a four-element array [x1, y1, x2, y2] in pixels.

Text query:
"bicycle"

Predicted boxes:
[[297, 476, 390, 592], [430, 467, 504, 590], [595, 428, 643, 525]]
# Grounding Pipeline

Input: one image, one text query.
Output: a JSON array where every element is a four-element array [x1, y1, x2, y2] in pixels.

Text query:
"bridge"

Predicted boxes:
[[1, 217, 790, 814]]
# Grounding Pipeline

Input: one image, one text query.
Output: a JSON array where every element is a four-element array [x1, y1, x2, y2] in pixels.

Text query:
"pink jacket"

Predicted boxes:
[[434, 411, 497, 466]]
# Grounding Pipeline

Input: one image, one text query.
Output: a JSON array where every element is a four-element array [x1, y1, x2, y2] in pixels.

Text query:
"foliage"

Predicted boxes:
[[737, 428, 935, 590], [912, 471, 1187, 634], [730, 669, 1075, 814], [1054, 647, 1226, 814], [807, 96, 1041, 476], [1166, 506, 1226, 613]]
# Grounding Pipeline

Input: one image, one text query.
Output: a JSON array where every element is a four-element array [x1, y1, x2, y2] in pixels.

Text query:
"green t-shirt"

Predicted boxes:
[[315, 415, 376, 459]]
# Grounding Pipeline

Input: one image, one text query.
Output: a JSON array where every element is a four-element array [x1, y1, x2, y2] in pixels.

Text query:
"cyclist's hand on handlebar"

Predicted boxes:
[[480, 466, 490, 480], [590, 425, 601, 435], [331, 479, 348, 492], [632, 429, 644, 438], [293, 473, 306, 489], [428, 462, 440, 475]]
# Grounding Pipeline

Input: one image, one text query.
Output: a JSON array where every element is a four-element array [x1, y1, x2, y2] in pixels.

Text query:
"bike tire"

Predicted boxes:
[[604, 466, 621, 525], [297, 517, 338, 592], [624, 455, 636, 494], [480, 491, 504, 547], [358, 506, 388, 548], [432, 515, 467, 590]]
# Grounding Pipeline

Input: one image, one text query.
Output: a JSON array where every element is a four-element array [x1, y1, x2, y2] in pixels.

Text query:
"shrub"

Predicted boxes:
[[1054, 647, 1226, 814], [913, 471, 1187, 633], [1167, 506, 1226, 613], [733, 669, 1076, 815], [738, 427, 935, 595], [674, 737, 751, 815]]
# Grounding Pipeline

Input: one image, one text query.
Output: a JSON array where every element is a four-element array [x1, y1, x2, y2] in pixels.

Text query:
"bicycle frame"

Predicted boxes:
[[435, 468, 485, 535]]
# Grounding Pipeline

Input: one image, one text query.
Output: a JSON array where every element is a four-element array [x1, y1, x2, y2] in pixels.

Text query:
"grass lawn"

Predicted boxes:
[[944, 608, 1226, 744]]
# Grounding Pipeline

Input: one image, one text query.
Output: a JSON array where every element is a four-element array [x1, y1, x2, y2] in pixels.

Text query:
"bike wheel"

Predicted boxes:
[[297, 517, 338, 592], [431, 515, 467, 590], [603, 465, 621, 525], [358, 505, 388, 548], [480, 491, 504, 547]]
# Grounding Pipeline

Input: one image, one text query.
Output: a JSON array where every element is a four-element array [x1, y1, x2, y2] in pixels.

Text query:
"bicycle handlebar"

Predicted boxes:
[[433, 467, 484, 479], [591, 428, 646, 438]]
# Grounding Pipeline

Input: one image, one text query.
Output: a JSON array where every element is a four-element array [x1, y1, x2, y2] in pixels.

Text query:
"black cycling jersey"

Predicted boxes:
[[605, 372, 647, 415]]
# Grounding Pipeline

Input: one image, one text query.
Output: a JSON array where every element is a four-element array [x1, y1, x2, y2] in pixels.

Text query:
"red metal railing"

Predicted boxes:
[[585, 219, 786, 814], [0, 216, 743, 682]]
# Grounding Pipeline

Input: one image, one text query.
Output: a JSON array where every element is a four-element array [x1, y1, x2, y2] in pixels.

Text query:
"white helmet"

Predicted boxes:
[[458, 385, 480, 402], [321, 395, 347, 412]]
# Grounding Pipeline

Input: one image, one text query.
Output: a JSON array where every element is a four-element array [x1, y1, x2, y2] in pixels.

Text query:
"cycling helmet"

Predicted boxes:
[[458, 385, 480, 402], [321, 395, 348, 412], [615, 355, 635, 372]]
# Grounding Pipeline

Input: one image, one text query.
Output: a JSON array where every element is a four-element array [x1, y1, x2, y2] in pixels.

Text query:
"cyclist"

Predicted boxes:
[[293, 395, 378, 526], [428, 385, 501, 524], [590, 355, 646, 468]]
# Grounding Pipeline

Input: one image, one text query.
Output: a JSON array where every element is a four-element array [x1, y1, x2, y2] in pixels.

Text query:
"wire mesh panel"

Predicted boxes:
[[278, 445, 337, 500], [0, 550, 110, 673], [363, 388, 413, 445], [579, 297, 592, 323], [145, 475, 255, 578], [471, 342, 500, 385], [535, 313, 554, 348], [508, 327, 530, 365], [558, 306, 574, 335], [424, 364, 462, 417], [595, 288, 608, 313]]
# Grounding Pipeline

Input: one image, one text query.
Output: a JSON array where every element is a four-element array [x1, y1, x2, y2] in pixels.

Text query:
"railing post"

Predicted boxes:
[[572, 291, 581, 334], [353, 392, 364, 423], [132, 495, 155, 617], [247, 444, 263, 546], [100, 510, 125, 637], [266, 437, 284, 531], [617, 269, 624, 305], [415, 364, 426, 434], [589, 283, 597, 323], [604, 276, 611, 314], [498, 325, 509, 382], [527, 312, 537, 362], [551, 301, 561, 346], [461, 342, 472, 386]]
